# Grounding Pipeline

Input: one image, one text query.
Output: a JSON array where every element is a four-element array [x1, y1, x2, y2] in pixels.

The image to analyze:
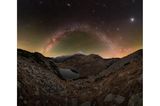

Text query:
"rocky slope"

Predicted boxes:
[[54, 53, 119, 77], [17, 49, 143, 106]]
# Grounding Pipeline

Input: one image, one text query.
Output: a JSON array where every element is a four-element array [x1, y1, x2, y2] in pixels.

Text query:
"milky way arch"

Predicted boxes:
[[42, 24, 116, 55]]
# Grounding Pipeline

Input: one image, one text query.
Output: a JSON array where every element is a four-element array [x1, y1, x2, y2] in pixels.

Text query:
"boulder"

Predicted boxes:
[[128, 93, 142, 106], [104, 93, 115, 102], [80, 101, 91, 106], [115, 95, 125, 104]]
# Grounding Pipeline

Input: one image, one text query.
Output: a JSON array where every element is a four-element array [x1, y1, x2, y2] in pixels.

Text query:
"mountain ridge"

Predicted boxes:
[[17, 49, 142, 106]]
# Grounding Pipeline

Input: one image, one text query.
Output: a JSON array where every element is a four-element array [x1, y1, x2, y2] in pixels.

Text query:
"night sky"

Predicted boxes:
[[18, 0, 142, 58]]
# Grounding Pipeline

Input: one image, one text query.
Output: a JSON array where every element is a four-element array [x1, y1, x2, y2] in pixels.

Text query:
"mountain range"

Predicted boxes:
[[17, 49, 142, 106]]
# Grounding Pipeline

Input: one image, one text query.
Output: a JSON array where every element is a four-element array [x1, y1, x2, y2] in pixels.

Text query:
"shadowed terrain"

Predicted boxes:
[[17, 49, 142, 106]]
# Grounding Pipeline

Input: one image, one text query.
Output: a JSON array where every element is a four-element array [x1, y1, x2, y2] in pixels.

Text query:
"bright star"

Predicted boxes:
[[67, 3, 71, 7], [130, 17, 135, 22]]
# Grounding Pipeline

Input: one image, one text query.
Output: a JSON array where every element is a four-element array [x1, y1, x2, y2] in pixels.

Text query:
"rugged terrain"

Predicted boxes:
[[17, 49, 143, 106]]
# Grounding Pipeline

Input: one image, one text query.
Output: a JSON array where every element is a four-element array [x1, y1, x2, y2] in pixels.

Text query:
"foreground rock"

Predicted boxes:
[[128, 93, 142, 106]]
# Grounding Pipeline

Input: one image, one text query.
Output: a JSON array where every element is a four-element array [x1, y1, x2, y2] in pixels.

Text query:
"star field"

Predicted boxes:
[[18, 0, 142, 58]]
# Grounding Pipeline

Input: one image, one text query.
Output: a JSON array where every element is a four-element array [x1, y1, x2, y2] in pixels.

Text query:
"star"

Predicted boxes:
[[67, 3, 71, 7], [39, 1, 43, 5], [102, 4, 107, 8], [91, 9, 96, 14], [116, 27, 120, 31], [120, 36, 123, 40], [130, 17, 135, 23], [101, 20, 105, 25], [131, 0, 136, 3]]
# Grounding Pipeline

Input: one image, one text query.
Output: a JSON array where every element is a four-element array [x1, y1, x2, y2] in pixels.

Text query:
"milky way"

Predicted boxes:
[[42, 24, 111, 52], [41, 24, 139, 58]]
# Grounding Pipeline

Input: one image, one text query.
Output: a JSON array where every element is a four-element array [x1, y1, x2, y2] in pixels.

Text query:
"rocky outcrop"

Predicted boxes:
[[18, 49, 67, 105], [128, 93, 142, 106], [80, 101, 91, 106], [104, 94, 125, 105]]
